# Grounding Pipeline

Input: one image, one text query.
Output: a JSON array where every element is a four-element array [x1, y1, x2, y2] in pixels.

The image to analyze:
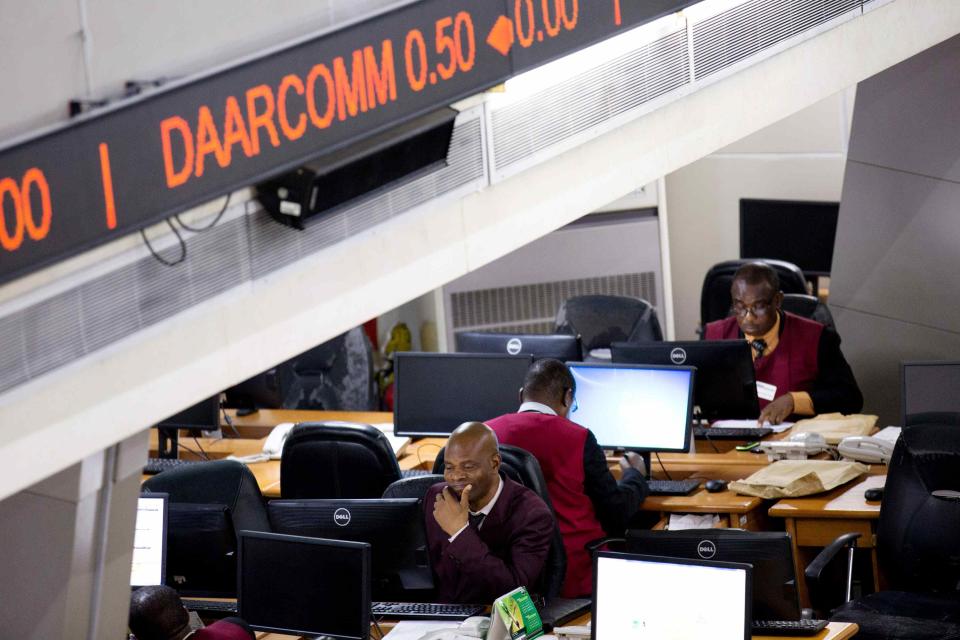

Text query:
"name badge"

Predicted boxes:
[[756, 381, 778, 401]]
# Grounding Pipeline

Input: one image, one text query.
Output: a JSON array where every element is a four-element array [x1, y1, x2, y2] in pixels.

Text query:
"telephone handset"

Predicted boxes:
[[837, 435, 895, 464], [262, 423, 295, 459]]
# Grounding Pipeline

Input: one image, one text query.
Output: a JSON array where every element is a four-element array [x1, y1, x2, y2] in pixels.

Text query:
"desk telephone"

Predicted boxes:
[[228, 423, 295, 464], [417, 616, 489, 640], [837, 435, 895, 464]]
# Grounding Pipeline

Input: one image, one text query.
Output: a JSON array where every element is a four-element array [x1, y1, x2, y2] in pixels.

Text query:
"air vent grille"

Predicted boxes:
[[692, 0, 861, 80], [451, 272, 657, 333], [492, 28, 688, 172]]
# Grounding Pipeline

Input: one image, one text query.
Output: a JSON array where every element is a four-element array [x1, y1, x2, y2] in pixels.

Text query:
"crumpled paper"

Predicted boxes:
[[729, 459, 869, 498]]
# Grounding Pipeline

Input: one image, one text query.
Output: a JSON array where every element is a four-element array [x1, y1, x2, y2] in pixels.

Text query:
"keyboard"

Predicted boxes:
[[693, 426, 772, 440], [401, 468, 436, 478], [751, 619, 828, 636], [181, 599, 238, 616], [371, 602, 485, 620], [143, 457, 204, 475], [646, 478, 701, 496]]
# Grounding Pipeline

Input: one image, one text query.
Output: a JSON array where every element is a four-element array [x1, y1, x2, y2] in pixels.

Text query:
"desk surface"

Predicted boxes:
[[769, 474, 884, 519], [251, 619, 859, 639]]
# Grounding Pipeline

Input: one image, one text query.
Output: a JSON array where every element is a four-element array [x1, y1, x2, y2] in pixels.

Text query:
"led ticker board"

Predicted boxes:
[[0, 0, 694, 286]]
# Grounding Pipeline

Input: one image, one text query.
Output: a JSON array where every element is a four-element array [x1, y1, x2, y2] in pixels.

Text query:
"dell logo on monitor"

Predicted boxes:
[[333, 508, 352, 526], [670, 347, 687, 364], [697, 540, 717, 559], [506, 338, 523, 355]]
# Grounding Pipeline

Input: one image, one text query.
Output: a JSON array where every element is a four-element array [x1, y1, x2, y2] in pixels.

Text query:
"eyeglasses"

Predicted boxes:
[[565, 387, 579, 414], [732, 298, 775, 317]]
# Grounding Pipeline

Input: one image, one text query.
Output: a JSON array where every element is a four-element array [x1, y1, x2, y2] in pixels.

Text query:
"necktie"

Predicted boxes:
[[751, 339, 767, 359], [468, 512, 486, 530]]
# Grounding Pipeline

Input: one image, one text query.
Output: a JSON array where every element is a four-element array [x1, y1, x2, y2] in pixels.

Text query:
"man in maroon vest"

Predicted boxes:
[[425, 422, 554, 604], [704, 262, 862, 424], [486, 359, 649, 598], [129, 586, 255, 640]]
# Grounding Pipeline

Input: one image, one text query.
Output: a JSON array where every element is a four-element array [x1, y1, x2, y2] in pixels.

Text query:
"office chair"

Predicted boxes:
[[554, 295, 663, 356], [285, 327, 378, 410], [141, 460, 270, 596], [432, 444, 567, 599], [780, 293, 837, 333], [700, 259, 808, 328], [804, 423, 960, 639], [280, 421, 402, 499], [904, 412, 960, 427], [382, 474, 445, 500]]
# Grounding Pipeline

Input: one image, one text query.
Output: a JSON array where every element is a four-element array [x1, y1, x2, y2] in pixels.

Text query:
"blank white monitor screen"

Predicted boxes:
[[593, 553, 750, 640], [130, 495, 167, 587], [568, 363, 695, 451]]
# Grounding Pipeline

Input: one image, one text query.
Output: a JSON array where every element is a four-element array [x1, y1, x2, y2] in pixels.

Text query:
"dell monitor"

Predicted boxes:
[[266, 498, 431, 600], [155, 395, 220, 459], [592, 552, 751, 640], [901, 361, 960, 426], [567, 362, 695, 454], [626, 529, 800, 620], [394, 352, 533, 437], [166, 503, 237, 597], [611, 340, 759, 420], [740, 198, 839, 276], [455, 331, 582, 361], [238, 531, 371, 640], [130, 493, 168, 588]]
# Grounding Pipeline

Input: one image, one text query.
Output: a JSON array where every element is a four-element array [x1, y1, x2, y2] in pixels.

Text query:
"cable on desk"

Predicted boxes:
[[177, 440, 210, 461], [416, 442, 443, 467], [371, 617, 385, 639], [654, 452, 671, 481], [175, 192, 231, 232], [221, 407, 241, 437], [703, 431, 720, 453], [141, 219, 187, 266]]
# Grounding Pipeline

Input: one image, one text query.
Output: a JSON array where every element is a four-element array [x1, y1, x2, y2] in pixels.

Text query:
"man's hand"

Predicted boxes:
[[433, 484, 471, 537], [620, 451, 647, 477], [759, 394, 794, 425]]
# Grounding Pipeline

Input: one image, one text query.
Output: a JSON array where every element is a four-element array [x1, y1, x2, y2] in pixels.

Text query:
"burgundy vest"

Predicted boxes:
[[487, 412, 604, 598], [704, 312, 823, 409]]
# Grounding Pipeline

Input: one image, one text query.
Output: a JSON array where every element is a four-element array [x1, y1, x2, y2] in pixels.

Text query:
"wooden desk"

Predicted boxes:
[[769, 474, 885, 608], [252, 618, 859, 639], [224, 409, 393, 438]]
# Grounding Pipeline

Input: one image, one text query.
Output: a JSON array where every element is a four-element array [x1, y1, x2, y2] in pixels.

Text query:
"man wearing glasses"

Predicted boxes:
[[705, 262, 862, 425], [486, 358, 649, 598]]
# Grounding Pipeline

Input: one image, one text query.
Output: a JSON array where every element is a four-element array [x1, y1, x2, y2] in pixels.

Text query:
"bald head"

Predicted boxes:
[[129, 586, 190, 640], [444, 422, 501, 511]]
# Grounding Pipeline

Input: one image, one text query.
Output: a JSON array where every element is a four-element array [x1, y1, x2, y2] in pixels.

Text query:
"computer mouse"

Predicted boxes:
[[864, 487, 884, 502], [705, 479, 728, 493]]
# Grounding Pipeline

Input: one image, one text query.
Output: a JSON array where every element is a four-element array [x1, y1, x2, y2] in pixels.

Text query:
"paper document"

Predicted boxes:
[[711, 419, 794, 433], [381, 620, 458, 639]]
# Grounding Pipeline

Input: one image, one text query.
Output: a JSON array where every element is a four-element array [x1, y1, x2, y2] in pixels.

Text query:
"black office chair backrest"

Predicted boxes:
[[280, 421, 402, 499], [780, 293, 836, 333], [877, 423, 960, 592], [285, 327, 378, 410], [700, 259, 808, 327], [555, 294, 662, 352], [904, 412, 960, 427], [432, 444, 567, 599], [382, 474, 445, 500], [142, 460, 270, 596]]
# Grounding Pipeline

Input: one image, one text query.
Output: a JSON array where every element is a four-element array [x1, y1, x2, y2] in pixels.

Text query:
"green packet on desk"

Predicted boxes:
[[488, 586, 544, 640]]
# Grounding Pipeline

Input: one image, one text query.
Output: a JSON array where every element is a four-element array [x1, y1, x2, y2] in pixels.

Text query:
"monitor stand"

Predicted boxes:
[[156, 426, 179, 460]]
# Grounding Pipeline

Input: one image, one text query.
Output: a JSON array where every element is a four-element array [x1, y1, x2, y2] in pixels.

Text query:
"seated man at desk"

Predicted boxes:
[[129, 585, 255, 640], [705, 262, 863, 424], [426, 422, 554, 604], [486, 358, 649, 598]]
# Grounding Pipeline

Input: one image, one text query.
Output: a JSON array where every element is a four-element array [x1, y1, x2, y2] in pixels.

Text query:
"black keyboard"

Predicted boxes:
[[182, 599, 238, 616], [371, 602, 485, 620], [693, 426, 773, 440], [401, 468, 436, 478], [646, 478, 701, 496], [751, 619, 828, 636], [143, 458, 204, 474]]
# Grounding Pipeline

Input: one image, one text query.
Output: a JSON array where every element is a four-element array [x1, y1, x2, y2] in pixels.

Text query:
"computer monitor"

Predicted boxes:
[[266, 498, 431, 600], [394, 352, 533, 437], [155, 395, 220, 459], [901, 360, 960, 426], [611, 340, 759, 420], [455, 331, 582, 361], [130, 493, 168, 588], [592, 552, 751, 640], [166, 504, 237, 597], [238, 531, 371, 640], [566, 362, 695, 453], [222, 366, 290, 411], [626, 529, 800, 620], [739, 198, 839, 276]]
